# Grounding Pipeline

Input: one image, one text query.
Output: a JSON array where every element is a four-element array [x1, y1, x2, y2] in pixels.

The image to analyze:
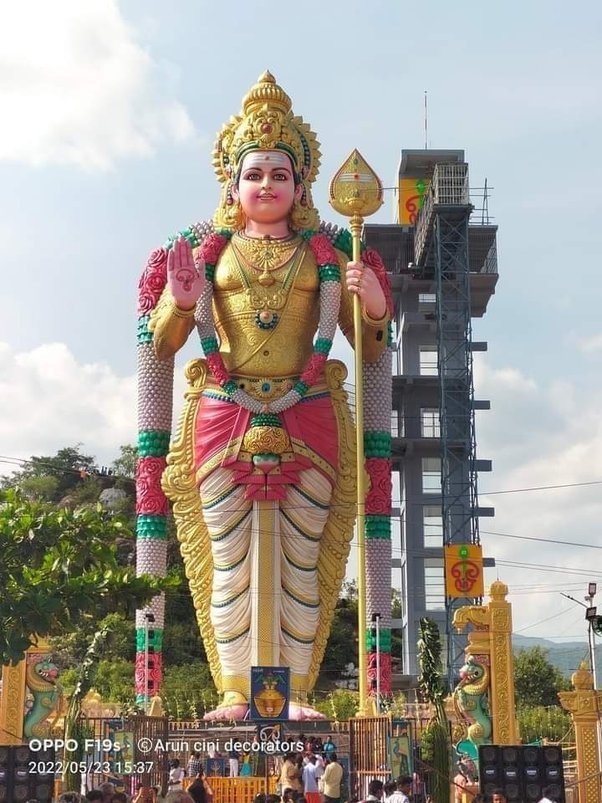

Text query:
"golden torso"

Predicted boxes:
[[212, 234, 320, 379]]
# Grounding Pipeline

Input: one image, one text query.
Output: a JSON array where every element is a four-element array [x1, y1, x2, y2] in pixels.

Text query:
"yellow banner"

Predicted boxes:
[[444, 544, 484, 598], [398, 178, 430, 224]]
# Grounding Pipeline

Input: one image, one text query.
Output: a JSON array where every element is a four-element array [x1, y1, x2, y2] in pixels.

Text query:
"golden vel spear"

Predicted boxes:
[[329, 150, 383, 715]]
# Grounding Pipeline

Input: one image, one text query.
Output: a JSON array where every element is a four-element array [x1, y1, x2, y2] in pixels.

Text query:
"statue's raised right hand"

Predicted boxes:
[[167, 235, 205, 310]]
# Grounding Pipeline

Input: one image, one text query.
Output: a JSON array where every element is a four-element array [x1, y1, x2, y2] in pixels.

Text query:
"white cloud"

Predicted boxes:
[[0, 342, 136, 472], [575, 333, 602, 354], [0, 340, 193, 475], [476, 357, 602, 645], [0, 0, 195, 169]]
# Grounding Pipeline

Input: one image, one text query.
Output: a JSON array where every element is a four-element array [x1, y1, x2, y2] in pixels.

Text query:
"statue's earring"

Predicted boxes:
[[290, 183, 319, 231], [226, 180, 245, 229]]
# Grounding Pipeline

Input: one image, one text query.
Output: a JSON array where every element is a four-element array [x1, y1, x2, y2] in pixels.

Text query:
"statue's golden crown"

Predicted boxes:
[[212, 71, 321, 185]]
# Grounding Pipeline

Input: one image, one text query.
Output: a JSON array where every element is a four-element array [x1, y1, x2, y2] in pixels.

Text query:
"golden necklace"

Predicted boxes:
[[232, 233, 302, 285], [229, 238, 308, 330]]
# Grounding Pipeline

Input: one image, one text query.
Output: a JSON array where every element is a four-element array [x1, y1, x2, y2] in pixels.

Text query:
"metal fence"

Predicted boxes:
[[415, 163, 470, 266]]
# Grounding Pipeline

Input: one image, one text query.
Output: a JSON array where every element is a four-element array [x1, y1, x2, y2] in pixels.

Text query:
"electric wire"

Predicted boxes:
[[3, 453, 602, 508], [4, 456, 600, 654]]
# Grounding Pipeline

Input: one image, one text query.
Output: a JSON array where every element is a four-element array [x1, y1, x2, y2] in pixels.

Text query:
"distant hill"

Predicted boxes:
[[513, 633, 602, 680]]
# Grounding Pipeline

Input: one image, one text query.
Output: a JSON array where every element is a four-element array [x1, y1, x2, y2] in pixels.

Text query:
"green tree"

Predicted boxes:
[[320, 581, 359, 681], [3, 445, 98, 501], [59, 658, 137, 712], [517, 705, 573, 744], [68, 475, 104, 506], [418, 618, 451, 803], [513, 647, 571, 708], [162, 582, 209, 666], [18, 474, 59, 501], [92, 658, 137, 709], [312, 689, 359, 720], [160, 663, 218, 719], [111, 444, 138, 483], [62, 622, 117, 791], [0, 488, 170, 665], [50, 612, 136, 667]]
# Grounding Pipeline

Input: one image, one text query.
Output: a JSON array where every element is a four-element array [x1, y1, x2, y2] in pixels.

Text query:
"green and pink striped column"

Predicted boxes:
[[135, 245, 172, 707], [135, 225, 211, 708], [331, 230, 394, 697]]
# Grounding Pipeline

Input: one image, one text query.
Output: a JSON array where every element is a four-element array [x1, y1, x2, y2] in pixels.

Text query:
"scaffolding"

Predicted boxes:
[[364, 148, 498, 687], [414, 163, 481, 682]]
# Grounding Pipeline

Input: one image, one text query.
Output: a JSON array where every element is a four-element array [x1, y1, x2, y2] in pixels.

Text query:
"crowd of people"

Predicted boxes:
[[33, 743, 562, 803], [31, 775, 563, 803]]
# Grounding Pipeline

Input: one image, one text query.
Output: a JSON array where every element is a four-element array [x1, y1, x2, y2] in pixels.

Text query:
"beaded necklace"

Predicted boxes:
[[194, 229, 342, 413]]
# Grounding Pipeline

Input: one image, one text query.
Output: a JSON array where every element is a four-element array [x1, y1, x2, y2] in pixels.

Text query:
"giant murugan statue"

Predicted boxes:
[[135, 72, 393, 719]]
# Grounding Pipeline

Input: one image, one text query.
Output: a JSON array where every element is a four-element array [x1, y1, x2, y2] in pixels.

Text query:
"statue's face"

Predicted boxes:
[[233, 150, 302, 226]]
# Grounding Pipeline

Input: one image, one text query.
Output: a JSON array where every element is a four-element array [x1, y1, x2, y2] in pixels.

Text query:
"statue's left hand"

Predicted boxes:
[[167, 235, 205, 310], [346, 261, 386, 320]]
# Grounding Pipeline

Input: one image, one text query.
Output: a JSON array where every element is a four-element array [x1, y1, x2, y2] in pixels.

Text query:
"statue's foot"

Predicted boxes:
[[203, 691, 249, 721], [203, 703, 249, 721], [288, 702, 326, 721]]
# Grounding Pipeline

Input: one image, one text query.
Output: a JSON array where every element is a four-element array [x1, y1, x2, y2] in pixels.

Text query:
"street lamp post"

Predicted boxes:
[[372, 612, 381, 714], [584, 583, 599, 692], [144, 612, 155, 714], [563, 584, 601, 769], [583, 583, 601, 771]]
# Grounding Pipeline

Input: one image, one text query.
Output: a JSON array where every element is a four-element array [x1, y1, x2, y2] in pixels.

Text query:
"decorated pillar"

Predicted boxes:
[[364, 351, 394, 699], [558, 665, 602, 803], [135, 244, 176, 708], [0, 660, 27, 745], [453, 580, 518, 745], [486, 580, 518, 744], [0, 640, 62, 744]]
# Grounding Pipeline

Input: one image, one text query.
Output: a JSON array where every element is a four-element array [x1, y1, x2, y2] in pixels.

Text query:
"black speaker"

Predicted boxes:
[[479, 745, 565, 803], [0, 744, 55, 802]]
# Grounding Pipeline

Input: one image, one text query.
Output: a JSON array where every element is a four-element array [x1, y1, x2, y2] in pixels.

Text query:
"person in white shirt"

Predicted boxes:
[[394, 775, 413, 803], [314, 753, 325, 781], [302, 754, 321, 803], [168, 759, 186, 790], [537, 786, 556, 803], [363, 778, 384, 800]]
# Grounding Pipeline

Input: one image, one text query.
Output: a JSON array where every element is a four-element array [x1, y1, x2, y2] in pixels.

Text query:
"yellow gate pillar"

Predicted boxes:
[[0, 659, 27, 745], [0, 639, 61, 745], [558, 665, 602, 803], [487, 580, 518, 744], [453, 580, 518, 745]]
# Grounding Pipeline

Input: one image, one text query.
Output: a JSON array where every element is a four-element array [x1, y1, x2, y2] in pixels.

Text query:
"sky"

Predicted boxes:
[[1, 0, 602, 663]]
